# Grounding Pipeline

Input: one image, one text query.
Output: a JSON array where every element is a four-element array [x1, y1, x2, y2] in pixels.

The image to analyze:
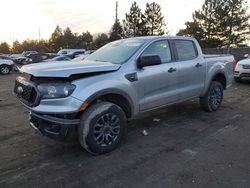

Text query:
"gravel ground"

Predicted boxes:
[[0, 73, 250, 188]]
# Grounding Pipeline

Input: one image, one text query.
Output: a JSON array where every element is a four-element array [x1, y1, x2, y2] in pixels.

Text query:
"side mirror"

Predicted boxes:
[[244, 54, 249, 58], [137, 55, 162, 69]]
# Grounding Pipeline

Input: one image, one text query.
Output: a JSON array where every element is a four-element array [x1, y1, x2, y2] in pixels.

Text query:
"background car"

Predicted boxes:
[[25, 53, 51, 64], [21, 51, 38, 57], [43, 55, 71, 62], [71, 50, 96, 61], [234, 54, 250, 82], [57, 49, 86, 59], [0, 55, 14, 74]]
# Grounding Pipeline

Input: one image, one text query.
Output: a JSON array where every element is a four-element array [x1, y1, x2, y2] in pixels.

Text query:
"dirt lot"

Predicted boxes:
[[0, 73, 250, 188]]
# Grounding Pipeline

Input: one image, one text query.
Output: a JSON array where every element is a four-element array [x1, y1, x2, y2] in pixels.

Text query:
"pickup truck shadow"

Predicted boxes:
[[41, 97, 235, 158]]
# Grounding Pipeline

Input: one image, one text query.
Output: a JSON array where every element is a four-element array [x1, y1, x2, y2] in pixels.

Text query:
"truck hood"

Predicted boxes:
[[20, 60, 121, 77], [238, 58, 250, 65]]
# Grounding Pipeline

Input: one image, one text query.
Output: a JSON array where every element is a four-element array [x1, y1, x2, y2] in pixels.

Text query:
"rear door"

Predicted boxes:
[[136, 40, 179, 111], [173, 39, 206, 99]]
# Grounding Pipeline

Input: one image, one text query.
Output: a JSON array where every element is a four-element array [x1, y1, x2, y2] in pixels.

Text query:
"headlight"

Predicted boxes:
[[236, 64, 243, 68], [37, 83, 76, 99]]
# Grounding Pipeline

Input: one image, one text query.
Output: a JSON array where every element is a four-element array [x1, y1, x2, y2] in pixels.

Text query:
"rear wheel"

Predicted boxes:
[[0, 65, 11, 75], [200, 81, 223, 112], [78, 102, 127, 154]]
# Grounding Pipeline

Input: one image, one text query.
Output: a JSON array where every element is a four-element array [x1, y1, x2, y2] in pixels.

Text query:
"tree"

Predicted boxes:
[[217, 0, 250, 47], [49, 25, 64, 52], [109, 19, 123, 41], [177, 20, 222, 48], [0, 42, 10, 54], [62, 27, 77, 49], [77, 31, 93, 49], [177, 0, 224, 48], [144, 2, 166, 35], [122, 2, 145, 37], [177, 0, 250, 48], [12, 40, 23, 53], [93, 33, 109, 49], [177, 21, 204, 40]]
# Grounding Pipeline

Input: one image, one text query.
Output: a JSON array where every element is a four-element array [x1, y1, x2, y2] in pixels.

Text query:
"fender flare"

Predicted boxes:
[[85, 88, 135, 116]]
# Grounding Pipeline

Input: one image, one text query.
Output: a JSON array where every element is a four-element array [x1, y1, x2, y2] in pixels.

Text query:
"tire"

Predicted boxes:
[[78, 102, 127, 154], [0, 65, 11, 75], [234, 77, 241, 83], [200, 81, 223, 112]]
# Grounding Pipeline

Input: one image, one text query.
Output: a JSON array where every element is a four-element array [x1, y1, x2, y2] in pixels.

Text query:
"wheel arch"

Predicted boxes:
[[212, 72, 227, 89], [85, 89, 134, 118], [201, 71, 227, 97]]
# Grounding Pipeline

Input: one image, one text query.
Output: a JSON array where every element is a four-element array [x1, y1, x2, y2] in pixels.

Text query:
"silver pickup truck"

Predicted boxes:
[[14, 36, 234, 154]]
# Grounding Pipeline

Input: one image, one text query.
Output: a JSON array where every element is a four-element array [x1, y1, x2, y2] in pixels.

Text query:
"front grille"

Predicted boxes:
[[14, 77, 39, 106], [243, 65, 250, 69], [240, 73, 250, 77]]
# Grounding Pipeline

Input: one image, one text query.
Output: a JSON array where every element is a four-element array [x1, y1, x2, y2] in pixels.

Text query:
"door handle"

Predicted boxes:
[[168, 67, 177, 73], [195, 63, 202, 68]]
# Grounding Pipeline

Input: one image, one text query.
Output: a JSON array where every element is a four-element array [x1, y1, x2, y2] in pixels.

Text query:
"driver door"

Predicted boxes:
[[136, 40, 179, 111]]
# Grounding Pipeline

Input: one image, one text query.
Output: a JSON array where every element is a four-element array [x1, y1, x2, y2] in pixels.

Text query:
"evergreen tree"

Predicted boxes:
[[123, 2, 144, 37], [93, 33, 109, 49], [12, 40, 23, 53], [109, 19, 123, 41], [62, 27, 77, 48], [0, 42, 10, 54], [144, 2, 166, 35], [177, 0, 250, 48], [78, 31, 93, 49], [49, 25, 64, 52], [218, 0, 250, 47]]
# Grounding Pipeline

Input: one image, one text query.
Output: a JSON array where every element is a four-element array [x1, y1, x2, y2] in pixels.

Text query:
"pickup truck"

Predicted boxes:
[[14, 36, 234, 154]]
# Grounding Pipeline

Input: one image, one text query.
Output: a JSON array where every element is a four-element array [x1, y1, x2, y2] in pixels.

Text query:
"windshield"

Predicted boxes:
[[85, 39, 146, 64]]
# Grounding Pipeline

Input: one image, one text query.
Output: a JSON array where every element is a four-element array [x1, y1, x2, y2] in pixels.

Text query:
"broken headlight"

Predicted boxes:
[[37, 83, 76, 99]]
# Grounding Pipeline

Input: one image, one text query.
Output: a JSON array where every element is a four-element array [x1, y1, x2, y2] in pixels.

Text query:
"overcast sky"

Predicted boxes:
[[1, 0, 249, 44]]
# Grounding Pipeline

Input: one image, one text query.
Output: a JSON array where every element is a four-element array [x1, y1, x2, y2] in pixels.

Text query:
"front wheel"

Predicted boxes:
[[78, 102, 127, 154], [0, 65, 11, 74], [200, 81, 223, 112]]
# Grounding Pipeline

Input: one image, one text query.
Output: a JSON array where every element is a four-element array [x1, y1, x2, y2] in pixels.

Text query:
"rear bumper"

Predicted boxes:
[[29, 112, 80, 141]]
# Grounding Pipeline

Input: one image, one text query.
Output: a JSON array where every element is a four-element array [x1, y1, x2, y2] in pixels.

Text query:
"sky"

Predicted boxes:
[[0, 0, 249, 44]]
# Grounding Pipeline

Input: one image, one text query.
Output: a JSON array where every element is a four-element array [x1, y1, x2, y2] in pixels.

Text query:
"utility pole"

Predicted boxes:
[[39, 27, 41, 42], [115, 1, 118, 38]]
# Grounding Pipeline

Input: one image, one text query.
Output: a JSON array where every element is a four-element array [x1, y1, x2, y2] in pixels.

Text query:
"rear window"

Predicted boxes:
[[175, 40, 198, 61]]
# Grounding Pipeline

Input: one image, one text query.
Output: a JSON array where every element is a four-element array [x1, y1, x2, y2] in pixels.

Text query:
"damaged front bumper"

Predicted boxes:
[[29, 112, 80, 141]]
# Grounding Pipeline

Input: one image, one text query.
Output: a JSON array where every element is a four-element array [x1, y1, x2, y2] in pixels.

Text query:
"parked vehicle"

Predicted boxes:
[[24, 53, 51, 64], [234, 54, 250, 82], [0, 56, 14, 74], [14, 36, 234, 154], [71, 54, 91, 61], [22, 51, 38, 57], [43, 55, 71, 62], [10, 54, 28, 65], [57, 49, 86, 59], [10, 52, 38, 65]]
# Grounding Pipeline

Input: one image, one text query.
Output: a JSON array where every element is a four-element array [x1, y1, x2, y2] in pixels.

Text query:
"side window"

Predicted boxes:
[[142, 40, 172, 64], [174, 40, 198, 61]]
